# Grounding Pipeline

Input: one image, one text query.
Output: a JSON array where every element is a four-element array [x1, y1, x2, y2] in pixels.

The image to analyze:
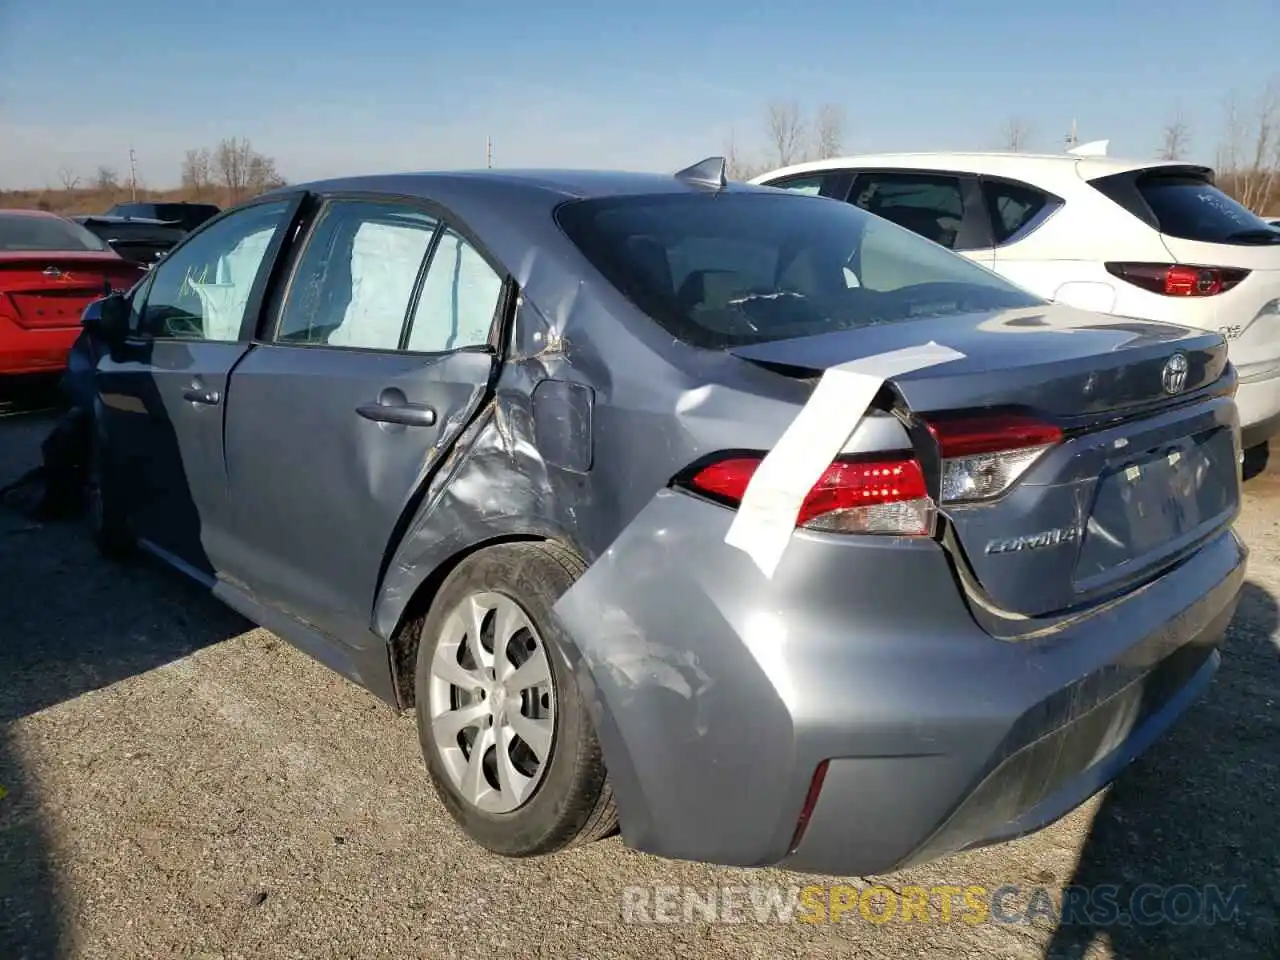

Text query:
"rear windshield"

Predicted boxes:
[[1136, 175, 1279, 244], [554, 192, 1040, 348], [106, 204, 156, 218], [0, 214, 109, 252]]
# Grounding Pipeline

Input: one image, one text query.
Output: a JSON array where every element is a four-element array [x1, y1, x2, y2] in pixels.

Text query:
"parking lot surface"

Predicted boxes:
[[1, 408, 1278, 960]]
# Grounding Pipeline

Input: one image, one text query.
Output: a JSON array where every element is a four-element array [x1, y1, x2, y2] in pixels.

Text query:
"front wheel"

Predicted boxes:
[[86, 425, 133, 559], [414, 541, 616, 857]]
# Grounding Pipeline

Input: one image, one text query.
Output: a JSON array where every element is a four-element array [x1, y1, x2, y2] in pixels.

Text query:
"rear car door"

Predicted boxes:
[[761, 171, 856, 201], [219, 196, 506, 642], [845, 170, 995, 268], [95, 196, 302, 575]]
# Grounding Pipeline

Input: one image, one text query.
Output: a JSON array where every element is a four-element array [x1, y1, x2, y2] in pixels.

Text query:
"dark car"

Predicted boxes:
[[103, 201, 220, 232], [78, 160, 1245, 876], [73, 215, 187, 269]]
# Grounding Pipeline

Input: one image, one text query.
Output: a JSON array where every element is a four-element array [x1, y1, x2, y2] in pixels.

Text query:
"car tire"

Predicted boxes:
[[1242, 441, 1270, 482], [414, 540, 617, 857], [86, 424, 133, 559]]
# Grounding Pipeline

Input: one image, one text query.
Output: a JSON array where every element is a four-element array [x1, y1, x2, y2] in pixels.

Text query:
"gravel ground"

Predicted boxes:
[[1, 405, 1278, 960]]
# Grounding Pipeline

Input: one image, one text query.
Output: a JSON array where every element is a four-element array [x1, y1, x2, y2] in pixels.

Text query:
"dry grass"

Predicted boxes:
[[0, 184, 264, 217]]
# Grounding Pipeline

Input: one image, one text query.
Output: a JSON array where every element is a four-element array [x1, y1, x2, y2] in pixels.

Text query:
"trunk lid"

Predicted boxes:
[[0, 253, 143, 330], [730, 303, 1240, 617]]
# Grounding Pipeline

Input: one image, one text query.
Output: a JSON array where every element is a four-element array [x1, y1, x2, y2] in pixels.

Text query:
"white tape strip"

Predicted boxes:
[[724, 341, 965, 577]]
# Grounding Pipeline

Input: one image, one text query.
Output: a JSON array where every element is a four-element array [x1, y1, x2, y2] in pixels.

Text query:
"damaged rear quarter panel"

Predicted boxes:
[[371, 224, 917, 865]]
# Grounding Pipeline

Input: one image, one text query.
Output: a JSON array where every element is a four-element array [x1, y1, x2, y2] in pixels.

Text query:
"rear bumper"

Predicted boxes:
[[787, 551, 1239, 875], [554, 491, 1247, 876], [1236, 369, 1280, 447], [0, 315, 81, 375]]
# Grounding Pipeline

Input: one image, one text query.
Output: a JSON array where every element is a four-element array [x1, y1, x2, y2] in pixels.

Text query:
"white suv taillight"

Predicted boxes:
[[926, 413, 1063, 503], [1105, 262, 1250, 297], [683, 454, 934, 536]]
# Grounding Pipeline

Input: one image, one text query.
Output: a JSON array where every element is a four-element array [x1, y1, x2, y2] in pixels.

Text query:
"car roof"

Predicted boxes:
[[0, 208, 67, 220], [752, 151, 1207, 185], [288, 168, 770, 203], [77, 214, 180, 225]]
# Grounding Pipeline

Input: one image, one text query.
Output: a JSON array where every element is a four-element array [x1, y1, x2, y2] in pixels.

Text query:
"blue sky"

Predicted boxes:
[[1, 0, 1276, 189]]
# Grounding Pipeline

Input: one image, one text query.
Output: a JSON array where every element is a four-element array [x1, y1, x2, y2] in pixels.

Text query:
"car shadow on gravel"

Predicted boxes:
[[1045, 580, 1280, 960], [0, 480, 250, 958]]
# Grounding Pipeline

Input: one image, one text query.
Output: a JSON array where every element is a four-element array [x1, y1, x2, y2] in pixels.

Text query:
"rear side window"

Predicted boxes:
[[1092, 170, 1278, 244], [0, 214, 109, 252], [555, 192, 1039, 349], [982, 180, 1059, 245], [406, 227, 504, 353], [848, 173, 965, 248], [277, 200, 437, 350]]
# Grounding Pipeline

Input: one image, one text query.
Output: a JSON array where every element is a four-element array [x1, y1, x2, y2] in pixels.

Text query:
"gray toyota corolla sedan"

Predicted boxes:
[[79, 158, 1246, 876]]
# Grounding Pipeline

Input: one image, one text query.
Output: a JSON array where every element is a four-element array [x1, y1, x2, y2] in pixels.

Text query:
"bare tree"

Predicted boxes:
[[1216, 78, 1280, 212], [1000, 117, 1033, 152], [180, 148, 213, 199], [766, 100, 807, 167], [212, 137, 285, 203], [723, 129, 754, 181], [57, 167, 81, 191], [94, 166, 120, 191], [813, 103, 845, 160], [1157, 108, 1192, 161]]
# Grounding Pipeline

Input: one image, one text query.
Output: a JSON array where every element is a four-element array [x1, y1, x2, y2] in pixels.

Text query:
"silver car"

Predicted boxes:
[[80, 159, 1245, 875]]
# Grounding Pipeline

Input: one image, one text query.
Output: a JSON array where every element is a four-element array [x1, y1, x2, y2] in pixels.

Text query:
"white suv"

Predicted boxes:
[[752, 154, 1280, 450]]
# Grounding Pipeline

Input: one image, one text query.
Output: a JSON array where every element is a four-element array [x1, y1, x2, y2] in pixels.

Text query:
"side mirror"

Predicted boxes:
[[81, 292, 130, 344]]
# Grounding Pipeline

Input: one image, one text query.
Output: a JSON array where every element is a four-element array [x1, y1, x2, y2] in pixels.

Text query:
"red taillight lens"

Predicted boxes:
[[1105, 262, 1250, 297], [928, 413, 1062, 458], [789, 759, 830, 853], [926, 413, 1062, 503], [685, 454, 932, 535]]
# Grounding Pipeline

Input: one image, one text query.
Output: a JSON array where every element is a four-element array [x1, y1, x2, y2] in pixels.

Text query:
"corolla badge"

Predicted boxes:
[[1162, 352, 1189, 395], [985, 526, 1082, 555]]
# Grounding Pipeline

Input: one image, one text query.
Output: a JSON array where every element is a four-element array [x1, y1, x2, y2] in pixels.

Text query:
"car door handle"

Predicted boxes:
[[356, 401, 437, 427], [182, 387, 221, 405]]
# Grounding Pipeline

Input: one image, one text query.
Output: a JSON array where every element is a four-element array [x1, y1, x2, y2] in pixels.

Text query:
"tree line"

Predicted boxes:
[[12, 138, 286, 216], [10, 76, 1280, 216]]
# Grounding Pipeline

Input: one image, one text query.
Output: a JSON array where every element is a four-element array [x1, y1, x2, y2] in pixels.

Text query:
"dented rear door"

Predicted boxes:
[[218, 197, 506, 643]]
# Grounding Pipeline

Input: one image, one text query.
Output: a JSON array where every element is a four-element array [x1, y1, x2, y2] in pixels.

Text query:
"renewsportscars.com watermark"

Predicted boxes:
[[620, 883, 1247, 926]]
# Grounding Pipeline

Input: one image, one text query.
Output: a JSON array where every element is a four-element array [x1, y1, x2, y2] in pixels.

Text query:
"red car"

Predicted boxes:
[[0, 210, 145, 377]]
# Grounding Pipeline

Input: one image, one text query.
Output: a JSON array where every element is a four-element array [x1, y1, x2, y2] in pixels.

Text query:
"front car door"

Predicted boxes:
[[95, 195, 302, 575], [218, 196, 507, 643]]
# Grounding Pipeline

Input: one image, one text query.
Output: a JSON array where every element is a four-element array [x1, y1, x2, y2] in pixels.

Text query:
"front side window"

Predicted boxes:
[[140, 199, 292, 341], [555, 192, 1039, 349], [849, 172, 966, 248], [277, 200, 437, 350]]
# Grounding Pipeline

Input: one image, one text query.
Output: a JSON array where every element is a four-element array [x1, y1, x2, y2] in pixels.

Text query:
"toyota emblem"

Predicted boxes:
[[1162, 353, 1189, 395]]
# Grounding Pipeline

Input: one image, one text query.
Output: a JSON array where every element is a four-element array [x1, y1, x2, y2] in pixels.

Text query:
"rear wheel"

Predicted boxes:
[[414, 541, 616, 856], [86, 426, 133, 558], [1242, 441, 1270, 481]]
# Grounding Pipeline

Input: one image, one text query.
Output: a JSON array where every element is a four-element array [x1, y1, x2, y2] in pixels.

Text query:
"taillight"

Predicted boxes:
[[684, 454, 934, 536], [927, 413, 1062, 503], [1105, 262, 1250, 297]]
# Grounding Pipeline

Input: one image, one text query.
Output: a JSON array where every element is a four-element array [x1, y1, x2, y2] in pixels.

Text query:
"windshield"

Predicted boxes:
[[0, 214, 110, 252], [1136, 175, 1280, 244], [555, 192, 1041, 348]]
